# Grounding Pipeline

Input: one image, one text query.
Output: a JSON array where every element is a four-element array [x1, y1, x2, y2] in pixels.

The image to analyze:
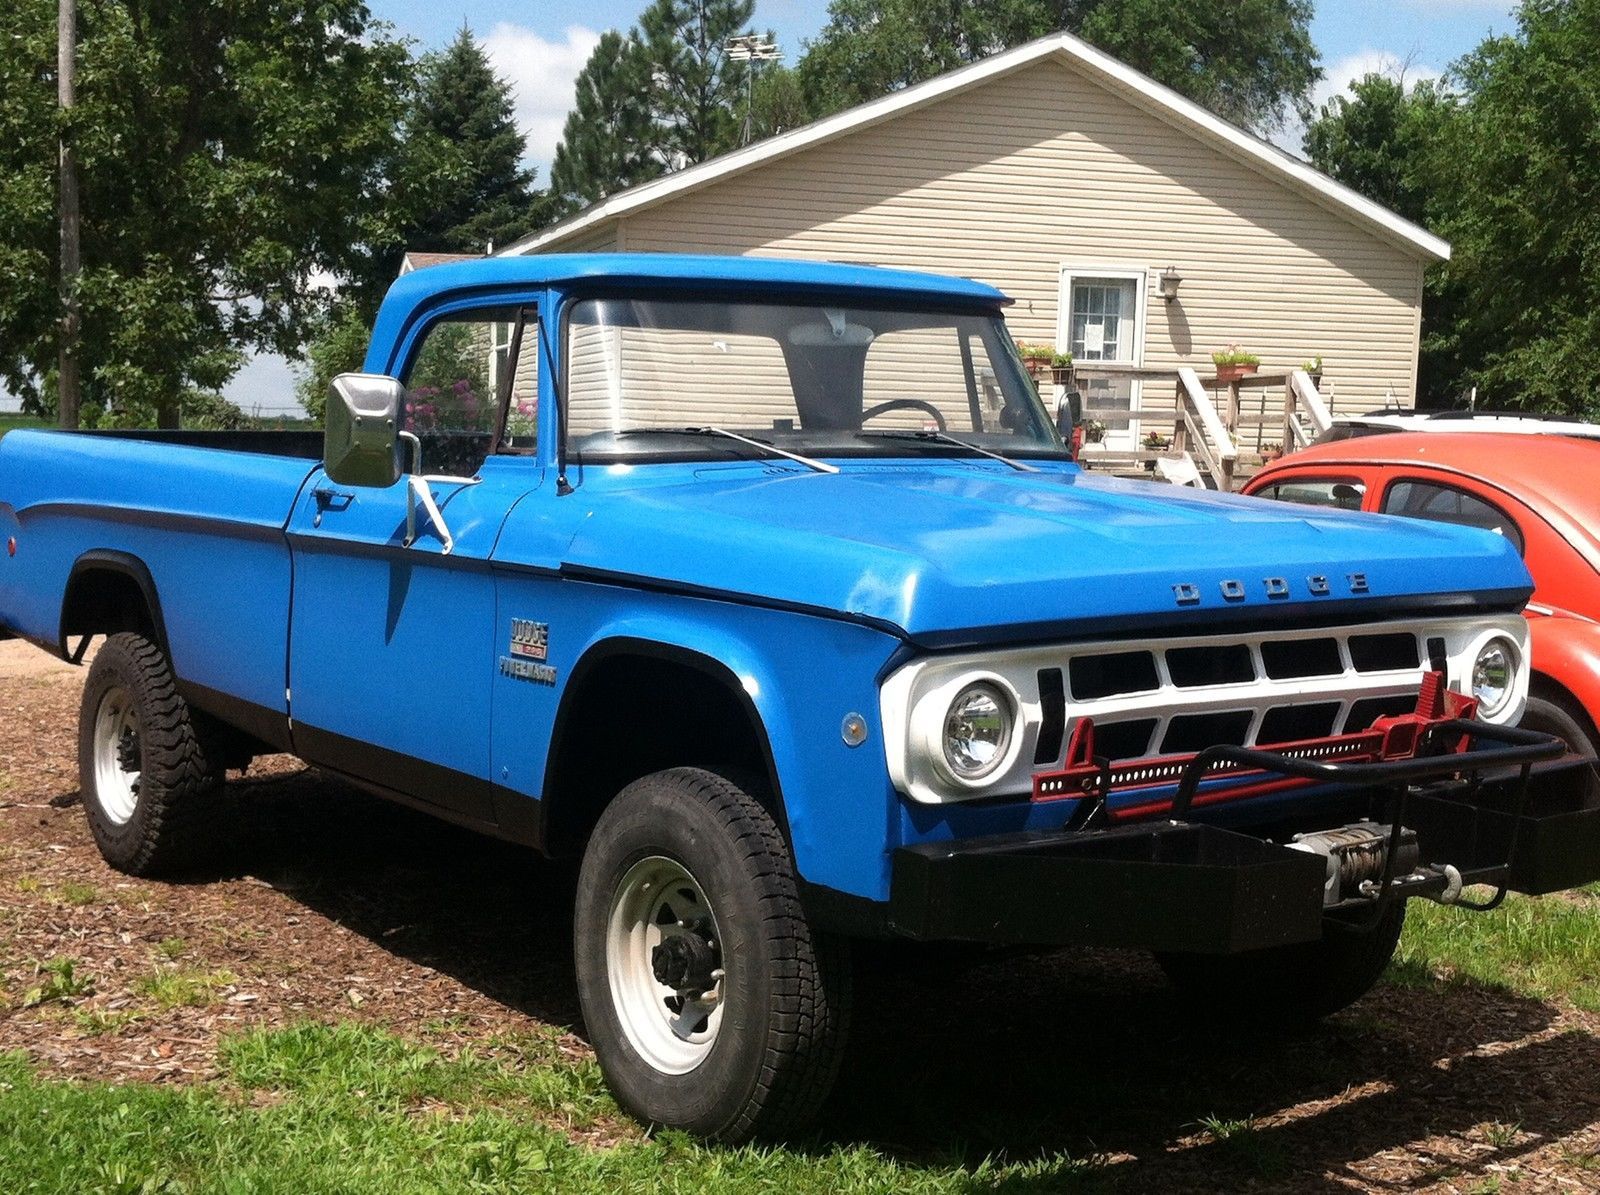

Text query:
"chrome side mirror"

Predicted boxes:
[[325, 373, 404, 488]]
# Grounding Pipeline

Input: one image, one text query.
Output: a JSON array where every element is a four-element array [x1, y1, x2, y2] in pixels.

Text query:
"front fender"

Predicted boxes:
[[553, 600, 906, 900], [1529, 612, 1600, 724], [486, 575, 908, 895]]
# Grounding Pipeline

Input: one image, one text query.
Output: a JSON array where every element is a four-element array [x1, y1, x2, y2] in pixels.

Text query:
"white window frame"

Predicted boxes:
[[1056, 264, 1149, 451]]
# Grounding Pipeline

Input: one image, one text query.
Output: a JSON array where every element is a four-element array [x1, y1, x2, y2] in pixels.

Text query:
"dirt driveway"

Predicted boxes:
[[4, 638, 1600, 1191]]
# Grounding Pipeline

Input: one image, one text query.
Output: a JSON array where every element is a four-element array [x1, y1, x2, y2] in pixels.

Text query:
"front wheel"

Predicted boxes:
[[574, 768, 851, 1141], [1154, 901, 1405, 1027], [1521, 689, 1600, 770]]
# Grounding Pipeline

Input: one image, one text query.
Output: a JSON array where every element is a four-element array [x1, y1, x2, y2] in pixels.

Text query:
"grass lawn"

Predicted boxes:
[[0, 413, 48, 438], [4, 891, 1600, 1193], [0, 1022, 1082, 1193]]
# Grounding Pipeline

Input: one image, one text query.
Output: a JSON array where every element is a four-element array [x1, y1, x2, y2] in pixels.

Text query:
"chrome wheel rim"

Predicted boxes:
[[92, 685, 143, 825], [605, 855, 726, 1075]]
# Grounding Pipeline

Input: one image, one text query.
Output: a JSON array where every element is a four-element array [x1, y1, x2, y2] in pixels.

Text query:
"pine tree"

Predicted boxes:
[[637, 0, 755, 167], [550, 31, 664, 213], [409, 28, 535, 252]]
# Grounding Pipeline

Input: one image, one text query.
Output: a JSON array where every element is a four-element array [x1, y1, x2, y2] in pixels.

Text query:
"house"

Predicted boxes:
[[503, 32, 1447, 463]]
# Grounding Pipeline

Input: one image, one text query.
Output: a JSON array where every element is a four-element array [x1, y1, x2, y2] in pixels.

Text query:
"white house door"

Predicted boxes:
[[1060, 271, 1144, 451]]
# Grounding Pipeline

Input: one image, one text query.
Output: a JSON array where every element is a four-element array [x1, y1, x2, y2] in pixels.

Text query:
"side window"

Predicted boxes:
[[1259, 477, 1367, 511], [403, 307, 537, 475], [1381, 479, 1525, 552]]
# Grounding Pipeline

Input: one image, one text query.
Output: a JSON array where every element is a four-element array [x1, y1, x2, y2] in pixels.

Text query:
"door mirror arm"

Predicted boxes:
[[397, 430, 480, 555]]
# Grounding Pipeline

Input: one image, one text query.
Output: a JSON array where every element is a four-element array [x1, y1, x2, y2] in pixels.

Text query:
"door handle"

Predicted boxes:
[[311, 487, 355, 526], [313, 486, 355, 510]]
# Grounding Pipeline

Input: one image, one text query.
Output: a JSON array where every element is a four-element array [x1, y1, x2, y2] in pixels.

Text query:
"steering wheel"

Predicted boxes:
[[860, 398, 947, 432]]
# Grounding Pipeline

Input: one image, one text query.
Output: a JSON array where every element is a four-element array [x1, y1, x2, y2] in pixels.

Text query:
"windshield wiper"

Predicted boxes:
[[856, 430, 1038, 472], [616, 427, 838, 475]]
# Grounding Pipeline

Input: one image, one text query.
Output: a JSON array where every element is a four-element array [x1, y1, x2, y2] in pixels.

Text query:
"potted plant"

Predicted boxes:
[[1260, 440, 1284, 462], [1050, 349, 1074, 384], [1016, 341, 1054, 377], [1081, 417, 1106, 444], [1142, 429, 1170, 471], [1300, 355, 1324, 386], [1211, 344, 1261, 384]]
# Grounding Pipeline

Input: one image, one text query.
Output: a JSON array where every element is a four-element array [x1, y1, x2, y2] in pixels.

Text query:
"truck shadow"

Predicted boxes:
[[206, 765, 1599, 1190]]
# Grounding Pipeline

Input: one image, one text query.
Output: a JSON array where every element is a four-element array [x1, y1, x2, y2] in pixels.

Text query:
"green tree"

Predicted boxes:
[[549, 31, 663, 212], [343, 28, 532, 307], [404, 29, 533, 254], [1076, 0, 1319, 132], [0, 0, 416, 427], [546, 2, 755, 214], [798, 0, 1319, 133], [294, 302, 372, 422], [638, 0, 755, 166], [1303, 73, 1447, 227], [1303, 1, 1600, 416], [751, 64, 812, 139], [1424, 0, 1600, 416]]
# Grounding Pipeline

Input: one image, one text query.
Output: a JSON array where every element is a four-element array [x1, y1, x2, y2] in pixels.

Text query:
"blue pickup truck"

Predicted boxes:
[[3, 255, 1598, 1139]]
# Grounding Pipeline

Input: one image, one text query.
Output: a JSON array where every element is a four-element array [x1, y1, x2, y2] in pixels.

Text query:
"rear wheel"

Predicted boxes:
[[1155, 901, 1406, 1027], [574, 767, 851, 1141], [78, 632, 224, 876]]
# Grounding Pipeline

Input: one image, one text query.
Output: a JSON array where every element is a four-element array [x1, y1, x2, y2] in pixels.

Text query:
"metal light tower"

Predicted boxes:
[[724, 34, 781, 146]]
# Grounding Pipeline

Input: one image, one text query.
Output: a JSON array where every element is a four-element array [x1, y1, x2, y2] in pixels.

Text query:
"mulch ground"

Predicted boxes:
[[5, 643, 1600, 1191]]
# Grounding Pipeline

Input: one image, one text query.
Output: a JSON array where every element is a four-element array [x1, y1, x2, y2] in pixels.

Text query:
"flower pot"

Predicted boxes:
[[1213, 362, 1258, 384], [1050, 365, 1074, 384]]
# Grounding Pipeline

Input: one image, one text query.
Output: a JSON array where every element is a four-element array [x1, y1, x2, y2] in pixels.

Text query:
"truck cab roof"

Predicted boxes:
[[370, 253, 1010, 374]]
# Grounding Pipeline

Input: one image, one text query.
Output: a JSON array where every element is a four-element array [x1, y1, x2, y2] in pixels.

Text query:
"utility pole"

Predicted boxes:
[[57, 0, 82, 429]]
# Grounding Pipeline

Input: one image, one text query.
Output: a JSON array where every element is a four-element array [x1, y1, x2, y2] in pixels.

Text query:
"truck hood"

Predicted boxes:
[[550, 463, 1533, 646]]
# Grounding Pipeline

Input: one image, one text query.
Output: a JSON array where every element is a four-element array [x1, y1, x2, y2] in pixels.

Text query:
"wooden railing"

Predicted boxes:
[[1055, 363, 1331, 490], [1173, 366, 1238, 489]]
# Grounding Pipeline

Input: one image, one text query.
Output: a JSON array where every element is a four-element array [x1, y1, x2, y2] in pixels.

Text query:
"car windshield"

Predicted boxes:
[[563, 296, 1065, 462]]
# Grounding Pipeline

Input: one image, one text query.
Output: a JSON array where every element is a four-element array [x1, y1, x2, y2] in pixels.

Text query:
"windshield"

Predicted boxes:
[[563, 296, 1065, 462]]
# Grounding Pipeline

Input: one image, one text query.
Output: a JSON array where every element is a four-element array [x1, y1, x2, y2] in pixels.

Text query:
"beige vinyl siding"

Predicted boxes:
[[589, 58, 1423, 415]]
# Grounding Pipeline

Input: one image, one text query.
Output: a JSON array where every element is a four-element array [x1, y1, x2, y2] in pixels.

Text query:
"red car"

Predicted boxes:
[[1246, 432, 1600, 759]]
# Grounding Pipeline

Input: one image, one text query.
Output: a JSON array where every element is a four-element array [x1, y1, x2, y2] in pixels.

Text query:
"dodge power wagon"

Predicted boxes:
[[2, 255, 1599, 1141]]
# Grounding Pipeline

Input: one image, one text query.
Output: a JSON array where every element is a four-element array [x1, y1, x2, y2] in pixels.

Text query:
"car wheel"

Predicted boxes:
[[1521, 688, 1600, 768], [1154, 900, 1406, 1027], [574, 767, 851, 1141], [77, 632, 224, 876]]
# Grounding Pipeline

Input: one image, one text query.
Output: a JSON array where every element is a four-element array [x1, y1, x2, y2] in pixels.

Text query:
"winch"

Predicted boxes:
[[1287, 821, 1421, 906]]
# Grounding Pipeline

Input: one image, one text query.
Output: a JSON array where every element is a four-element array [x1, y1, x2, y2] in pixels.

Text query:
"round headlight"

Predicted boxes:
[[942, 683, 1013, 781], [1471, 637, 1517, 716]]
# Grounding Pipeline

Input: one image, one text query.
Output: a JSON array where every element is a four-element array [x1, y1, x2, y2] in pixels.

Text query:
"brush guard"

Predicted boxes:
[[890, 674, 1600, 952]]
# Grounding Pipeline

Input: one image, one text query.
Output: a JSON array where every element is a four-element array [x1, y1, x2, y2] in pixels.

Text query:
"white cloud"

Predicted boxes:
[[1311, 50, 1443, 113], [1271, 49, 1443, 157], [482, 23, 603, 179]]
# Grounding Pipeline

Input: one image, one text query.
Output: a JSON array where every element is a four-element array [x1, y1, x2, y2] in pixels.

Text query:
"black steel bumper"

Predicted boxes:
[[889, 730, 1600, 955]]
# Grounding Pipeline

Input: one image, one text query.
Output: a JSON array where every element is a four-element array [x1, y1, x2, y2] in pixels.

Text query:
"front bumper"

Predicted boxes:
[[888, 736, 1600, 954]]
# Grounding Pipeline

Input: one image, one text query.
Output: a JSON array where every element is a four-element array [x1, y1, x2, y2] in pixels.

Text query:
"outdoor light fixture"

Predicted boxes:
[[1158, 265, 1183, 303]]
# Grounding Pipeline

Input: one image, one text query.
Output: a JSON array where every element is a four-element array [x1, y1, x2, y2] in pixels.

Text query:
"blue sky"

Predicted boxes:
[[197, 1, 1534, 412]]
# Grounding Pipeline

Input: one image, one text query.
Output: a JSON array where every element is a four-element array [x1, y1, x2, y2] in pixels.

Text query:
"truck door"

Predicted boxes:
[[285, 305, 538, 829]]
